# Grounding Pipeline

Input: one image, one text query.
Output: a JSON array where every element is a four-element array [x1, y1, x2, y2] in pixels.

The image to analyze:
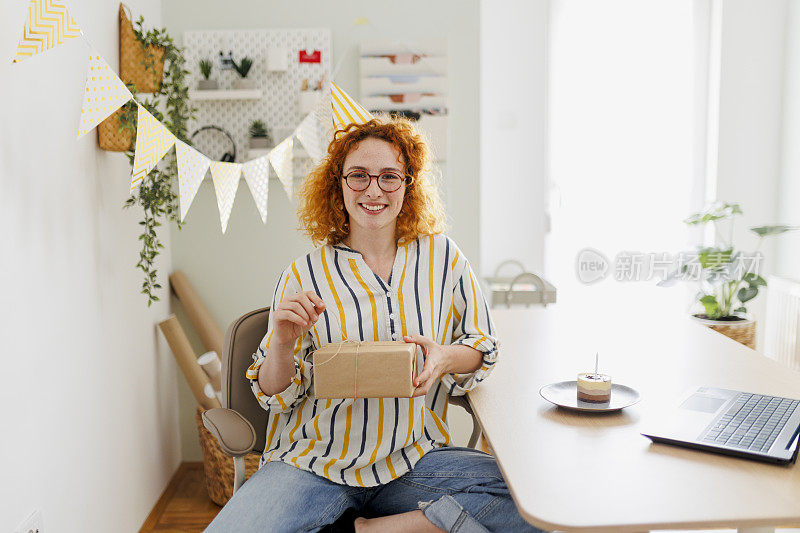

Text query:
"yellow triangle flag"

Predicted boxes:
[[13, 0, 82, 63], [131, 105, 176, 193], [78, 48, 133, 138], [330, 81, 373, 131]]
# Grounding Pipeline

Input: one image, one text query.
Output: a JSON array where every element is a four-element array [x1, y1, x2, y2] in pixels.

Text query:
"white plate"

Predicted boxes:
[[539, 381, 641, 412]]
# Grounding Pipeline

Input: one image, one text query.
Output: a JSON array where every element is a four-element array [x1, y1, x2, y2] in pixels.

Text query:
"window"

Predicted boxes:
[[545, 0, 700, 319]]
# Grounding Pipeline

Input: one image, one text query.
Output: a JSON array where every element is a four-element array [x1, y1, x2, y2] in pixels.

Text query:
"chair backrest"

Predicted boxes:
[[221, 307, 271, 453]]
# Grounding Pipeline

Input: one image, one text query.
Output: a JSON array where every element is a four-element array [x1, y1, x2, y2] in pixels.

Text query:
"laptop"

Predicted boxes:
[[641, 386, 800, 464]]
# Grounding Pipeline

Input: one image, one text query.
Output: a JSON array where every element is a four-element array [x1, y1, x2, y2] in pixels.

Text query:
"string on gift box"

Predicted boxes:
[[313, 301, 363, 397], [313, 339, 362, 397]]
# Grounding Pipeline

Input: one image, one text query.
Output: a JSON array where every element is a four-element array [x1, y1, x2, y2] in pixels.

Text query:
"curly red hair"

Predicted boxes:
[[297, 115, 448, 246]]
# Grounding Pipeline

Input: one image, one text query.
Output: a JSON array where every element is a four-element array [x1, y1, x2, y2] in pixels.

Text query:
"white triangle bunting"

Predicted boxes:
[[269, 136, 294, 200], [78, 48, 133, 138], [131, 105, 176, 193], [209, 160, 242, 233], [243, 155, 270, 224], [175, 140, 211, 222], [295, 89, 333, 164]]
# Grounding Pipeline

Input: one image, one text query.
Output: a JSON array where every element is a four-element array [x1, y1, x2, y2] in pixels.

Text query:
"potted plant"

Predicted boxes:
[[197, 58, 217, 90], [232, 56, 254, 90], [248, 120, 272, 149], [658, 201, 798, 348], [113, 12, 195, 306]]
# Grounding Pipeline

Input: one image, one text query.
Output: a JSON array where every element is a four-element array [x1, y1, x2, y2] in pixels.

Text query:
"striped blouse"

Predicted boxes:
[[245, 233, 499, 487]]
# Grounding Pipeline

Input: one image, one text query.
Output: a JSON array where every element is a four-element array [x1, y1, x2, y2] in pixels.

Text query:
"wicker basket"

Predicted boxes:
[[691, 315, 756, 349], [119, 3, 164, 94], [195, 405, 262, 506], [97, 106, 134, 152]]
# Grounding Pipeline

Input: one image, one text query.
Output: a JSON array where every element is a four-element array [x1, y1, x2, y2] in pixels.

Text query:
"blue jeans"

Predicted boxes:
[[205, 446, 547, 532]]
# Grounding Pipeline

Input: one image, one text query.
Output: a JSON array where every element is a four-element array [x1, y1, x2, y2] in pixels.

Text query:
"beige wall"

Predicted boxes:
[[162, 0, 481, 460], [0, 1, 180, 531]]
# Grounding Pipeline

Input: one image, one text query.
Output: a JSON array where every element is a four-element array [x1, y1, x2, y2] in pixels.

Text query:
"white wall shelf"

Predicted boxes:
[[188, 89, 262, 101], [359, 39, 448, 161]]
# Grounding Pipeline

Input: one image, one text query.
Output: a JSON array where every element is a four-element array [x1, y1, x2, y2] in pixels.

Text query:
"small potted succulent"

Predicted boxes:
[[658, 201, 798, 348], [197, 58, 217, 90], [248, 120, 272, 149], [232, 56, 254, 90]]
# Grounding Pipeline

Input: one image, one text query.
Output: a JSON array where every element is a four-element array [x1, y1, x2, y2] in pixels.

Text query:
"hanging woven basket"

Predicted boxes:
[[97, 106, 134, 152], [118, 3, 164, 93]]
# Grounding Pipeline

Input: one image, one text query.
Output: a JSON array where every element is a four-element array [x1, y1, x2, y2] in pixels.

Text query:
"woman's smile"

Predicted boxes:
[[359, 202, 388, 214]]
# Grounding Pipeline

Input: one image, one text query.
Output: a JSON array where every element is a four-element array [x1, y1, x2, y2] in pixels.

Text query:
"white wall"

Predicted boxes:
[[714, 0, 789, 349], [162, 0, 481, 460], [479, 0, 548, 277], [0, 1, 180, 531], [777, 0, 800, 278]]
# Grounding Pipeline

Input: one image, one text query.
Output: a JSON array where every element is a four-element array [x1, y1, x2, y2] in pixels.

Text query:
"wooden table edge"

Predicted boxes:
[[464, 393, 800, 533]]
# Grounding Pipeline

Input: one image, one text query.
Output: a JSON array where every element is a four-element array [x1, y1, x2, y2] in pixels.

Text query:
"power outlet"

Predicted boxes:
[[15, 509, 43, 533]]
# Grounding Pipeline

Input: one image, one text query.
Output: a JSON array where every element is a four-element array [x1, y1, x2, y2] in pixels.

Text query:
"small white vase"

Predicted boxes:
[[233, 78, 255, 90], [197, 79, 218, 90], [249, 137, 270, 149]]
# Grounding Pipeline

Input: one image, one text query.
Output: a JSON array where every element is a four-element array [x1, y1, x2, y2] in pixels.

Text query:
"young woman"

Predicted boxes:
[[206, 118, 545, 533]]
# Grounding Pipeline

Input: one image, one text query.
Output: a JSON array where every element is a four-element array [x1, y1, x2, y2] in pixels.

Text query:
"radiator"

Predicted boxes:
[[764, 276, 800, 371]]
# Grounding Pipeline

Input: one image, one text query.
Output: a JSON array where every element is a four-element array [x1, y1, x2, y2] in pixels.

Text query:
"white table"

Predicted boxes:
[[467, 306, 800, 533]]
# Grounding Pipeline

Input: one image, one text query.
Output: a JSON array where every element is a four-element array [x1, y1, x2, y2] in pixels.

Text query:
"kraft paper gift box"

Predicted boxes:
[[312, 341, 417, 399]]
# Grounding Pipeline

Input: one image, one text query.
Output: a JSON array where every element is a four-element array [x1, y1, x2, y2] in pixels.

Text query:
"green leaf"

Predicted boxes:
[[684, 202, 742, 226], [743, 273, 767, 287], [697, 247, 733, 269], [750, 225, 800, 237], [738, 286, 758, 303], [699, 294, 721, 318]]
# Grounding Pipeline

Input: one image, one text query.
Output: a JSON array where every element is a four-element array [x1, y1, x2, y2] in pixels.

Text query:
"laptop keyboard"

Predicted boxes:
[[699, 393, 799, 453]]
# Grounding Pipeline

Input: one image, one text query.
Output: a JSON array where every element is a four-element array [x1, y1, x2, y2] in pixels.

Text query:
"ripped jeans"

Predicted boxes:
[[204, 446, 547, 533]]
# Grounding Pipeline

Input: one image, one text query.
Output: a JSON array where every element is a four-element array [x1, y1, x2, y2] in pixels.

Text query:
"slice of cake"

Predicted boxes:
[[577, 372, 612, 403]]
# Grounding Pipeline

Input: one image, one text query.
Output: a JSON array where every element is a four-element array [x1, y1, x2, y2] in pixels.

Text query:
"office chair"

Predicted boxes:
[[201, 306, 482, 502]]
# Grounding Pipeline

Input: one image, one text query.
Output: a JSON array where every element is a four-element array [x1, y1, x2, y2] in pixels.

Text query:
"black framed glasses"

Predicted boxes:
[[342, 169, 414, 192]]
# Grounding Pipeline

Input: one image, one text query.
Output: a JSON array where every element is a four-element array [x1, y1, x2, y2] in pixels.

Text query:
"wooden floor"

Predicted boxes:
[[140, 460, 800, 533], [139, 462, 220, 532]]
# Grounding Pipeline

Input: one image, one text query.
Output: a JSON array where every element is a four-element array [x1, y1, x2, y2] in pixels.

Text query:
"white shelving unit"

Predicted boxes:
[[359, 39, 449, 161], [183, 28, 331, 176], [188, 89, 262, 101]]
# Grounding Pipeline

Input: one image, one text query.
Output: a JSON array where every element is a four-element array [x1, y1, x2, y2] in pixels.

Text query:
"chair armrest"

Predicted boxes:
[[201, 408, 257, 457]]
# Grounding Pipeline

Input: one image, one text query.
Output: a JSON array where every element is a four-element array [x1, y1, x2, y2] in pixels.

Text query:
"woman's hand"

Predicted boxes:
[[403, 334, 452, 397], [273, 291, 326, 348]]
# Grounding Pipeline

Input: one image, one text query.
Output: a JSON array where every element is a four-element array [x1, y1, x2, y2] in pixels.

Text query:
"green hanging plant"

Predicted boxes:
[[117, 14, 196, 306]]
